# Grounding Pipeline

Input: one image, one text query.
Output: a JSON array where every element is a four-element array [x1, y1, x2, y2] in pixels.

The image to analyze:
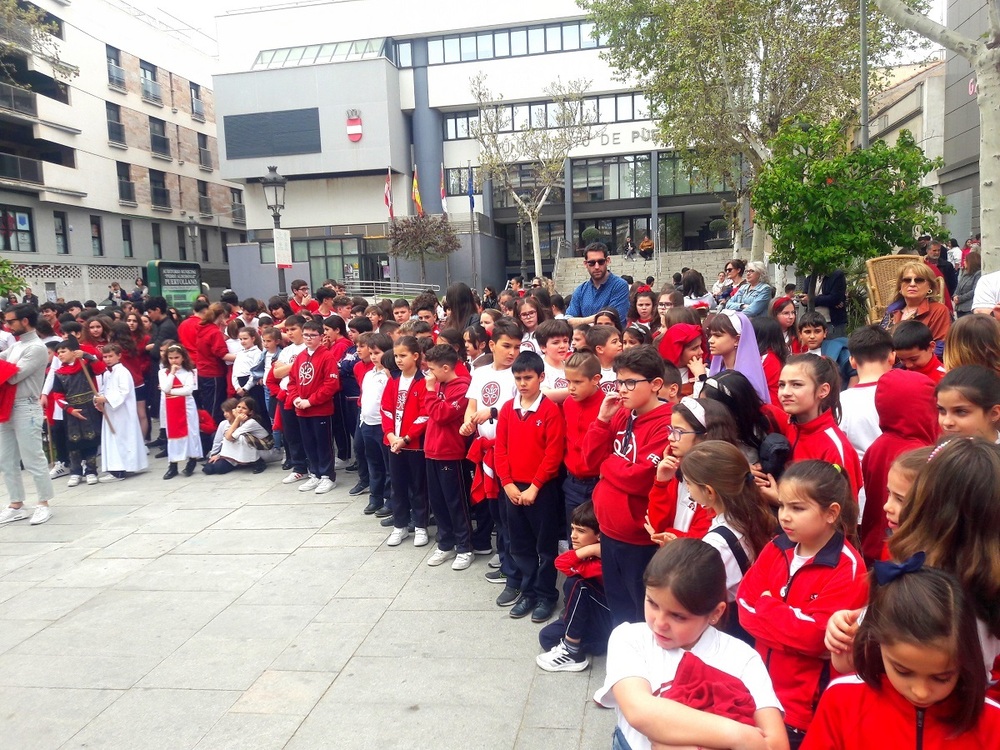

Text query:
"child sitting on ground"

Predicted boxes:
[[203, 397, 270, 474]]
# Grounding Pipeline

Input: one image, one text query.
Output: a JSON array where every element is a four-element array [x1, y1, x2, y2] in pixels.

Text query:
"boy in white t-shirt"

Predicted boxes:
[[536, 318, 573, 404], [460, 318, 521, 600], [586, 325, 624, 395]]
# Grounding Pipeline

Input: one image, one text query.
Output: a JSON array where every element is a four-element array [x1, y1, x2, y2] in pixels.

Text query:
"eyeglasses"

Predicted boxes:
[[530, 284, 541, 288], [302, 332, 321, 338], [519, 311, 537, 318], [667, 426, 705, 440], [3, 318, 16, 325], [615, 378, 651, 391], [657, 302, 672, 309], [901, 277, 928, 285], [585, 258, 608, 267]]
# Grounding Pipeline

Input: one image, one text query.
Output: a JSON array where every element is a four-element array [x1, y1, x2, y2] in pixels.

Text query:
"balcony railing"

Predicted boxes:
[[151, 185, 171, 209], [0, 81, 37, 117], [107, 62, 126, 89], [107, 120, 126, 144], [0, 153, 43, 184], [140, 78, 162, 104], [192, 97, 205, 119], [198, 147, 212, 169], [231, 202, 246, 224], [199, 195, 212, 216], [118, 179, 135, 202], [150, 133, 170, 157]]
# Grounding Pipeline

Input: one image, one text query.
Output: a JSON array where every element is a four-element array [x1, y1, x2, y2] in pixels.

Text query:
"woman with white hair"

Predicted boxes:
[[724, 261, 773, 317]]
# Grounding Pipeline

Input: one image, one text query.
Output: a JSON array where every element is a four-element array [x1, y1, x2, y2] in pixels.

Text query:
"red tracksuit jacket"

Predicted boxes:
[[781, 409, 864, 498], [647, 478, 715, 539], [286, 345, 340, 417], [562, 389, 604, 479], [555, 549, 603, 581], [737, 531, 869, 731], [422, 373, 471, 461], [493, 394, 565, 488], [380, 370, 428, 449]]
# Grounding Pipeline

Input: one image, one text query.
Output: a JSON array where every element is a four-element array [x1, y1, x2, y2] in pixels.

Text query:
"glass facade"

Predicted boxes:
[[260, 237, 364, 284], [571, 154, 652, 202], [503, 221, 565, 264], [423, 20, 601, 67]]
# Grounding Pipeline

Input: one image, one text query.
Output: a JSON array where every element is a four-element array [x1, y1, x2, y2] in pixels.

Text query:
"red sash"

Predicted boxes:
[[165, 375, 188, 439]]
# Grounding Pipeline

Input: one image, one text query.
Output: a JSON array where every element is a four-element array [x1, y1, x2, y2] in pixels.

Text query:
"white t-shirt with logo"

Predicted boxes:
[[599, 366, 618, 395], [542, 361, 568, 391], [277, 342, 305, 391], [466, 365, 516, 441], [395, 373, 414, 435]]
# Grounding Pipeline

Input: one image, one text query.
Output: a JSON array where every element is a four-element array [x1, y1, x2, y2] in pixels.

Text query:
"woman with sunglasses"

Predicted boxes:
[[879, 262, 951, 354], [716, 259, 746, 307]]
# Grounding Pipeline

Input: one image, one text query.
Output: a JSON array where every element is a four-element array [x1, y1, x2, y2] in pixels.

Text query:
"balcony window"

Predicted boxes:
[[150, 133, 170, 156], [54, 211, 68, 254], [0, 81, 37, 116], [91, 216, 103, 257], [141, 78, 162, 103], [0, 153, 42, 183], [231, 202, 246, 224], [199, 147, 212, 169], [199, 195, 212, 216], [107, 61, 125, 89], [118, 179, 135, 203]]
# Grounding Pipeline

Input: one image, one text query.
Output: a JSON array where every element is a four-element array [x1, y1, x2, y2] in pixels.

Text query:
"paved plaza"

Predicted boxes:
[[0, 457, 615, 749]]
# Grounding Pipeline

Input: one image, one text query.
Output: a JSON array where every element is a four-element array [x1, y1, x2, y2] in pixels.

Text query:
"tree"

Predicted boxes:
[[752, 119, 951, 308], [872, 0, 998, 271], [471, 75, 597, 277], [0, 255, 24, 297], [583, 0, 906, 260], [388, 214, 461, 285], [0, 0, 77, 83]]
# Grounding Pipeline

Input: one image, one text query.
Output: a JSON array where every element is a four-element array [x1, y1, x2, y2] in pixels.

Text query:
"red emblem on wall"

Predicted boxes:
[[346, 109, 363, 142]]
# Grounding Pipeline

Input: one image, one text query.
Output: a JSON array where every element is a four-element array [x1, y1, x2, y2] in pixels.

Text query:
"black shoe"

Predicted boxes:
[[146, 437, 165, 448], [163, 464, 178, 480], [496, 586, 521, 607], [182, 458, 197, 477], [407, 523, 415, 533], [374, 504, 392, 518], [348, 482, 369, 496], [281, 460, 293, 471], [252, 459, 267, 474], [427, 515, 436, 527], [531, 600, 557, 624], [345, 462, 358, 472], [154, 448, 168, 459], [379, 516, 394, 527], [363, 499, 382, 515], [510, 596, 537, 619]]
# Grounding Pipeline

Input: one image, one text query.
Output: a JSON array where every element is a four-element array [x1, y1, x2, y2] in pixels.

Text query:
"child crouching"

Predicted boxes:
[[203, 397, 271, 474]]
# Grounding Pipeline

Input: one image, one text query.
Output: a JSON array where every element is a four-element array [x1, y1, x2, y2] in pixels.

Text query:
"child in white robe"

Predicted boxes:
[[94, 344, 148, 481]]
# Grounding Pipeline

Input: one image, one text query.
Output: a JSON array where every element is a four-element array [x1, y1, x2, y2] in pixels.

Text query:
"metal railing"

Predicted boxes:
[[191, 97, 205, 119], [151, 185, 171, 208], [198, 147, 212, 169], [345, 280, 440, 302], [150, 133, 170, 157], [107, 120, 125, 144], [140, 78, 162, 103], [199, 195, 212, 215], [118, 179, 135, 202], [0, 153, 42, 184], [231, 202, 246, 223], [107, 62, 125, 88], [0, 81, 37, 117]]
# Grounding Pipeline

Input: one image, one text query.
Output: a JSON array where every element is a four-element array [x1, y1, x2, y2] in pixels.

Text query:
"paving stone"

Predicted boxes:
[[230, 670, 335, 716], [172, 528, 315, 555], [192, 713, 304, 750], [0, 687, 122, 750]]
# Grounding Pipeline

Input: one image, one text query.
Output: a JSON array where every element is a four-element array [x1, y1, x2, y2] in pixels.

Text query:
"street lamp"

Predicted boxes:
[[186, 216, 198, 261], [260, 165, 288, 298]]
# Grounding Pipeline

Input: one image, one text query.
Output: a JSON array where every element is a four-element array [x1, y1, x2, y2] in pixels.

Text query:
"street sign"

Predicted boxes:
[[273, 228, 292, 269]]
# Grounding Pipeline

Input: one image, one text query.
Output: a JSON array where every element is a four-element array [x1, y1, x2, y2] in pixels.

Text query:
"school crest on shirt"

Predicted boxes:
[[396, 388, 408, 414], [298, 361, 315, 386], [600, 380, 618, 395], [481, 381, 501, 407], [613, 426, 638, 462], [554, 377, 568, 389]]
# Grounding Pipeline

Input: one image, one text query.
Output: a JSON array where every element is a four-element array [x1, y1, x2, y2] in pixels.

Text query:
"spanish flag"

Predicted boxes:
[[412, 166, 424, 217]]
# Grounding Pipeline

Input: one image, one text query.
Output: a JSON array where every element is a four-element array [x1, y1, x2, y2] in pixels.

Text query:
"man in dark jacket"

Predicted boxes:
[[925, 241, 958, 296], [805, 270, 848, 338]]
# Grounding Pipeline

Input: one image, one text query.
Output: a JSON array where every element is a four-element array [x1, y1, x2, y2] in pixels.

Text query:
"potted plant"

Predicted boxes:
[[706, 218, 732, 249], [580, 226, 602, 255]]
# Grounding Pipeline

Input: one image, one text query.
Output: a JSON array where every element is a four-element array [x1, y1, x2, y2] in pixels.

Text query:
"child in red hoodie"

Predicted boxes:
[[581, 345, 676, 627], [560, 351, 605, 534], [891, 320, 946, 385], [421, 344, 473, 571]]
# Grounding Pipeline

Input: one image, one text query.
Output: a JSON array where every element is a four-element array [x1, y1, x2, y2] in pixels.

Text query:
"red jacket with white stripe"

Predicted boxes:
[[910, 354, 946, 385], [380, 370, 428, 449], [421, 372, 471, 461], [736, 531, 869, 731], [646, 478, 715, 539], [286, 345, 340, 417], [782, 409, 864, 498]]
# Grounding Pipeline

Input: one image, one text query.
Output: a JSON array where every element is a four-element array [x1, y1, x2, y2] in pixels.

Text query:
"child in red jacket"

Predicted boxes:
[[737, 460, 868, 747], [560, 351, 605, 535], [421, 344, 473, 571], [286, 320, 340, 495], [380, 336, 429, 548], [494, 351, 565, 623]]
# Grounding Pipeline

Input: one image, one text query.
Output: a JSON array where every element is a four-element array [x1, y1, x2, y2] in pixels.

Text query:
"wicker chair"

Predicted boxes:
[[866, 255, 946, 324]]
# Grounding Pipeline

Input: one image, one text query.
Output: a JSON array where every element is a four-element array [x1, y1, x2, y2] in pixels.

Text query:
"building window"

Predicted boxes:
[[422, 19, 603, 67], [177, 225, 187, 261], [570, 154, 652, 202], [220, 230, 229, 263], [149, 117, 170, 157], [122, 219, 133, 258], [231, 188, 245, 223], [152, 222, 162, 259], [54, 211, 68, 254], [444, 167, 480, 196], [198, 180, 211, 216], [117, 161, 135, 203], [90, 216, 103, 256], [190, 82, 205, 119], [396, 41, 411, 67], [106, 45, 125, 88], [197, 132, 211, 169], [200, 231, 209, 262], [150, 169, 170, 208], [106, 102, 125, 144], [139, 60, 161, 103], [491, 164, 564, 209], [656, 152, 729, 197], [0, 206, 34, 252]]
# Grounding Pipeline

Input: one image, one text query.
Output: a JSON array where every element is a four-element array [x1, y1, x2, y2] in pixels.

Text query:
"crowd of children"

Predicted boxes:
[[6, 265, 1000, 749]]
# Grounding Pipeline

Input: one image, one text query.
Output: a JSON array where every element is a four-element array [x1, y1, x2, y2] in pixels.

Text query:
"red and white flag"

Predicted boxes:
[[440, 162, 447, 219], [384, 168, 394, 220]]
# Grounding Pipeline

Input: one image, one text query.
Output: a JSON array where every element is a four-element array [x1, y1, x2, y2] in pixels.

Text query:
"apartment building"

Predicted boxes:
[[0, 0, 246, 303]]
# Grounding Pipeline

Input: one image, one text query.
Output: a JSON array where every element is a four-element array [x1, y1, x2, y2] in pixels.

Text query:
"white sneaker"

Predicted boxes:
[[535, 641, 590, 672], [314, 477, 336, 494], [49, 462, 69, 479], [413, 527, 429, 547], [0, 505, 30, 524], [452, 552, 474, 571], [98, 473, 123, 483], [85, 474, 98, 486], [67, 475, 82, 488], [386, 527, 409, 546], [29, 505, 51, 525], [282, 471, 307, 484], [427, 548, 456, 567], [298, 475, 321, 492], [334, 457, 349, 470]]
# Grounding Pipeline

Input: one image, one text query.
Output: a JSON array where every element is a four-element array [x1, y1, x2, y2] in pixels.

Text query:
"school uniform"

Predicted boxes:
[[351, 357, 374, 488], [561, 389, 604, 531], [909, 354, 946, 385], [359, 367, 390, 509], [423, 372, 473, 553], [275, 342, 307, 474], [381, 370, 429, 530], [539, 548, 611, 657], [647, 477, 715, 540], [286, 344, 341, 481], [781, 409, 864, 499], [494, 392, 565, 606]]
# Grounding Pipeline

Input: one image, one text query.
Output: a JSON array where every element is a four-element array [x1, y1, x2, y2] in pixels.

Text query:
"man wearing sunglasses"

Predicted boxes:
[[566, 243, 631, 326]]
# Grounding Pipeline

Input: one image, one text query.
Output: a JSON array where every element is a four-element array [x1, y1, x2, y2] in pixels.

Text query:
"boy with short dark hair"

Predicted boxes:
[[561, 352, 604, 531], [422, 344, 474, 570], [494, 351, 566, 623], [892, 320, 945, 384], [392, 299, 411, 323], [585, 325, 623, 394], [536, 500, 610, 672], [535, 318, 573, 403], [841, 325, 895, 462], [796, 311, 855, 386], [51, 338, 103, 486], [581, 345, 672, 626], [380, 320, 401, 342]]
